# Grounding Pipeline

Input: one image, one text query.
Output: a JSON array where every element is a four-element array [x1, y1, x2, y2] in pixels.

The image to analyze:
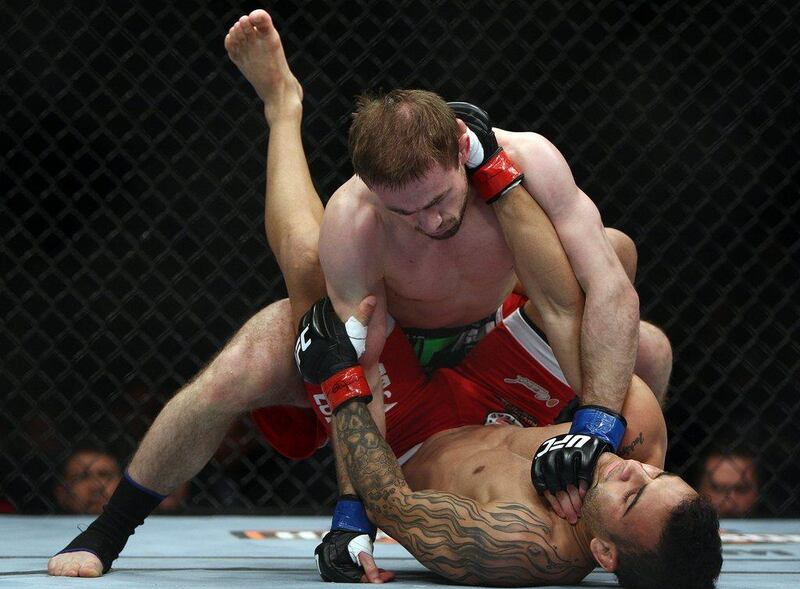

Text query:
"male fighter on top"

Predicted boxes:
[[296, 297, 722, 588], [49, 9, 672, 580]]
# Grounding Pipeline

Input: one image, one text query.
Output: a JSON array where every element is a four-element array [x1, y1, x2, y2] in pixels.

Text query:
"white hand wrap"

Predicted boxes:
[[346, 533, 374, 565], [345, 316, 368, 359], [465, 127, 485, 168]]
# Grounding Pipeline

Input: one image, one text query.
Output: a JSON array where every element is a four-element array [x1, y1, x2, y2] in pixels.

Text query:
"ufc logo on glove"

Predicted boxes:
[[535, 434, 591, 458]]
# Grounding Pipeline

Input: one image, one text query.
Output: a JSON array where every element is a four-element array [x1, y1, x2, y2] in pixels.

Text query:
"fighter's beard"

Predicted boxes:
[[417, 187, 470, 240]]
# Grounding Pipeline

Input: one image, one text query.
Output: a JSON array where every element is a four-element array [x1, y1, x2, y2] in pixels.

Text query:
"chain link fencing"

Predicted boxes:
[[3, 0, 798, 516]]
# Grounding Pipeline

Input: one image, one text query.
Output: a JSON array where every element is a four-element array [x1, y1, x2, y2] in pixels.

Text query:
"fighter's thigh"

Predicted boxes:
[[604, 227, 637, 283], [204, 298, 306, 411]]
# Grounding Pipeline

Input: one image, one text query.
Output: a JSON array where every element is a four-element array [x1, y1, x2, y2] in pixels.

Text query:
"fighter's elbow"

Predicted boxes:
[[591, 274, 639, 325], [618, 279, 640, 326], [360, 488, 415, 532], [585, 277, 639, 337]]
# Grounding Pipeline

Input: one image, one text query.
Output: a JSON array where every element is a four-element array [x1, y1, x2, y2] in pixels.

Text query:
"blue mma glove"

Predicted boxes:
[[532, 405, 626, 495], [315, 496, 377, 582]]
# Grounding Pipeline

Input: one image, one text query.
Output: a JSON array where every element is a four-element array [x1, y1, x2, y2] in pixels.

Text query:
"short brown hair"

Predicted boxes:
[[349, 89, 460, 189]]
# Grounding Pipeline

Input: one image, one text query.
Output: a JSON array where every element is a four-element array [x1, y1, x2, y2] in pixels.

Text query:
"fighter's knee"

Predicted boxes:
[[639, 321, 672, 367], [284, 238, 323, 287], [202, 300, 298, 412], [270, 219, 320, 270], [605, 228, 637, 282]]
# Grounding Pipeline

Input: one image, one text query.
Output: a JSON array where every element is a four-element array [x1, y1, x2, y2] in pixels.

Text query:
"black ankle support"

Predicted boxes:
[[57, 472, 165, 573]]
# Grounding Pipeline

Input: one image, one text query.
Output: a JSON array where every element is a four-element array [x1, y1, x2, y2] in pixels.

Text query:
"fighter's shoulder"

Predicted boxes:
[[325, 177, 385, 228], [322, 177, 387, 248]]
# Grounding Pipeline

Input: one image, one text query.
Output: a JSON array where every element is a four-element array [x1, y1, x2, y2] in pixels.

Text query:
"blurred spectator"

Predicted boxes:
[[697, 449, 760, 518], [55, 448, 189, 514], [54, 448, 121, 514]]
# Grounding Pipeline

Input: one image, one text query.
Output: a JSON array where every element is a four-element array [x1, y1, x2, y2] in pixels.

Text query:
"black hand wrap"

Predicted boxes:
[[447, 101, 524, 203], [315, 530, 373, 582], [55, 473, 164, 572], [295, 297, 372, 412]]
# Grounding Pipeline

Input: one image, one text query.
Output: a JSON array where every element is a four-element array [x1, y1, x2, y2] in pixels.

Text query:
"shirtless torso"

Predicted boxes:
[[404, 422, 597, 582], [320, 128, 608, 408], [323, 143, 516, 332], [379, 187, 515, 329], [333, 375, 673, 586]]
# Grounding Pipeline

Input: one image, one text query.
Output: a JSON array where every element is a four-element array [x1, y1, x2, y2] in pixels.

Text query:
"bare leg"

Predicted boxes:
[[49, 10, 318, 578], [127, 300, 302, 492], [226, 9, 326, 326], [125, 10, 326, 493], [47, 301, 303, 577]]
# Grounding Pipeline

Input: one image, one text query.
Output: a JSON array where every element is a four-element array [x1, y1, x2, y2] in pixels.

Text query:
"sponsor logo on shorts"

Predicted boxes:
[[496, 396, 539, 427], [379, 363, 397, 413], [503, 375, 559, 407], [484, 412, 524, 427]]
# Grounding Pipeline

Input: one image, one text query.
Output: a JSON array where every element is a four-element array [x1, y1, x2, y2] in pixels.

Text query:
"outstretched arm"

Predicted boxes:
[[333, 399, 590, 587]]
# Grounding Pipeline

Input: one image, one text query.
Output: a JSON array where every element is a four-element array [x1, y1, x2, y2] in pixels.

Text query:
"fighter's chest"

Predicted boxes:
[[383, 210, 514, 302]]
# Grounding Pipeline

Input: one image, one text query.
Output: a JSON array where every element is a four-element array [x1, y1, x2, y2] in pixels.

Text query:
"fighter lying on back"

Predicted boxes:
[[298, 297, 723, 588]]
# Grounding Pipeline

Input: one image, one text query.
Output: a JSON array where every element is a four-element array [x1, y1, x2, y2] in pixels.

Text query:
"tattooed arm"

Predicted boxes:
[[333, 401, 591, 587]]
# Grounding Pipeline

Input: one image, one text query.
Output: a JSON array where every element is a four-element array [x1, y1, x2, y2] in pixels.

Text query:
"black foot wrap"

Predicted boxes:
[[56, 473, 164, 573]]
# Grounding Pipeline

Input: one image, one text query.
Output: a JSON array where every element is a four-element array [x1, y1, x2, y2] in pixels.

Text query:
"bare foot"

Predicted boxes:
[[225, 10, 303, 124], [48, 551, 103, 577]]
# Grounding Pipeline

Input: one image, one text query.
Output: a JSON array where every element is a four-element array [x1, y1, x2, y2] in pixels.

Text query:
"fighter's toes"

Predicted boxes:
[[249, 8, 273, 34], [226, 23, 247, 58], [48, 552, 103, 577], [238, 15, 254, 37]]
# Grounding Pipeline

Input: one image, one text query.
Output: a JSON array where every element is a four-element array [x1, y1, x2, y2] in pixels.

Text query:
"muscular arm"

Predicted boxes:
[[317, 185, 391, 504], [319, 186, 389, 432], [334, 400, 590, 587], [497, 131, 640, 413]]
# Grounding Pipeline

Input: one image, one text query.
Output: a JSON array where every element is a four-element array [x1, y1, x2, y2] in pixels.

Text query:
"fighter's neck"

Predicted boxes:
[[570, 518, 595, 565]]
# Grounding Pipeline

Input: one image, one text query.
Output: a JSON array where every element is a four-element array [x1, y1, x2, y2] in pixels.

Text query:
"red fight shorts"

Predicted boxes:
[[251, 293, 578, 461]]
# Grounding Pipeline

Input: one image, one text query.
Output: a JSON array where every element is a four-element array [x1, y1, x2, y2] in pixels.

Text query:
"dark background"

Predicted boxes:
[[3, 0, 798, 515]]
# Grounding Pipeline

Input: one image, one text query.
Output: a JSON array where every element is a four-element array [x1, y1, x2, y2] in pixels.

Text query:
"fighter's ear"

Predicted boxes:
[[589, 537, 619, 572], [456, 118, 470, 164]]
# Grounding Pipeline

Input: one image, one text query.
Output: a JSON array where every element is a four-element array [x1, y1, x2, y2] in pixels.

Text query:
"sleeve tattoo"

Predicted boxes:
[[333, 401, 588, 586]]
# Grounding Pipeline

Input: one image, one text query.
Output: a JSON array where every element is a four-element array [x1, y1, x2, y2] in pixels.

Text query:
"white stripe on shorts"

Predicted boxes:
[[502, 308, 569, 386]]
